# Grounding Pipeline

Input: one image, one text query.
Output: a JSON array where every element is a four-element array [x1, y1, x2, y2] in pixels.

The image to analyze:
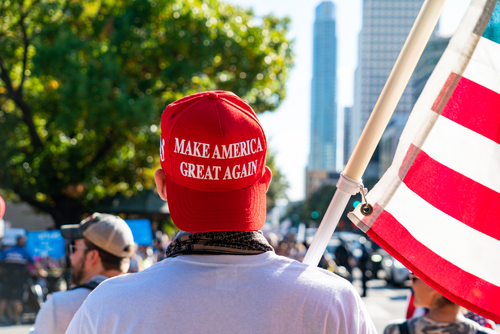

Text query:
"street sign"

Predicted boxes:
[[26, 230, 65, 258], [124, 219, 153, 246]]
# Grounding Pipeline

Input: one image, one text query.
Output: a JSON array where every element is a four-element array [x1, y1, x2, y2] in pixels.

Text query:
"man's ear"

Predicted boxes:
[[154, 169, 168, 201], [85, 249, 100, 268], [263, 166, 272, 193]]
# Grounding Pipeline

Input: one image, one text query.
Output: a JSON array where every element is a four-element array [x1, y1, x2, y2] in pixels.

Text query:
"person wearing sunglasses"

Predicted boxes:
[[30, 213, 134, 334], [383, 273, 496, 334]]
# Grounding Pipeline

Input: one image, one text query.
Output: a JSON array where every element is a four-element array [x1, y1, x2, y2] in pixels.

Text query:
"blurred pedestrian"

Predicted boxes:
[[0, 235, 39, 324], [128, 243, 144, 273], [383, 273, 496, 334], [335, 238, 353, 276], [67, 91, 377, 333], [358, 243, 370, 297], [30, 213, 134, 334]]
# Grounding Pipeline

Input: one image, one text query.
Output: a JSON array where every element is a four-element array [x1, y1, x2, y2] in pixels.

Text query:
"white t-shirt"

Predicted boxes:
[[30, 275, 108, 334], [66, 252, 376, 334]]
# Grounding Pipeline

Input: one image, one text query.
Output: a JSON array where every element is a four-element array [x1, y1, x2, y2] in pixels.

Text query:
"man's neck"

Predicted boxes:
[[79, 268, 122, 284], [425, 304, 461, 323]]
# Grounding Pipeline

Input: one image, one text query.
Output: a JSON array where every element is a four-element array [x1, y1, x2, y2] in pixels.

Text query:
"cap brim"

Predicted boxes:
[[165, 173, 268, 233], [60, 224, 84, 240]]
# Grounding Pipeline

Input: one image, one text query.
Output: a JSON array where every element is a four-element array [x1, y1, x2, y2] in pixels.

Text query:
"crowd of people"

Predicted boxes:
[[0, 91, 497, 333]]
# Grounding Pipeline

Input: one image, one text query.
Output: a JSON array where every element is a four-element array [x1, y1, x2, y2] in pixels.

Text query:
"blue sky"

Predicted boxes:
[[227, 0, 471, 201]]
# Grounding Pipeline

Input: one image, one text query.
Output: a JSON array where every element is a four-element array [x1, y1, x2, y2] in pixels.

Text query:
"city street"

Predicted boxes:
[[354, 278, 410, 333], [0, 275, 410, 334]]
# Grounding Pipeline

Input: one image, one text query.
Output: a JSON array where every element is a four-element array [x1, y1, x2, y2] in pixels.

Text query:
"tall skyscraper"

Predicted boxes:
[[309, 1, 337, 172], [349, 0, 429, 179], [343, 106, 352, 166], [306, 1, 338, 198]]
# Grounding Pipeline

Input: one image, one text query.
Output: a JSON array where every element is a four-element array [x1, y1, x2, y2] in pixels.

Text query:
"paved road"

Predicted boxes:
[[0, 277, 410, 334], [0, 325, 31, 334], [354, 278, 410, 333]]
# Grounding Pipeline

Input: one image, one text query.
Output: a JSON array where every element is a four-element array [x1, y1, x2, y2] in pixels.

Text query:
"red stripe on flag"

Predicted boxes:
[[403, 150, 500, 241], [441, 76, 500, 145], [398, 144, 420, 181], [366, 208, 500, 323], [431, 72, 461, 114]]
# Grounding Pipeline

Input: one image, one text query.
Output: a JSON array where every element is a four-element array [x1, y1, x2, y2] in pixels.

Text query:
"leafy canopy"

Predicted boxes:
[[0, 0, 294, 226]]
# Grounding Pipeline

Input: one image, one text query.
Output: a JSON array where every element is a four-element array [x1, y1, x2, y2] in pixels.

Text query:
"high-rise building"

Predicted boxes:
[[349, 0, 430, 179], [379, 34, 450, 174], [308, 1, 337, 172], [306, 1, 338, 198], [343, 106, 352, 166]]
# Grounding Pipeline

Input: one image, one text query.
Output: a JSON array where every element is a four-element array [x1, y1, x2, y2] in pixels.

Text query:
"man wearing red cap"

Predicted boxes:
[[67, 91, 376, 333]]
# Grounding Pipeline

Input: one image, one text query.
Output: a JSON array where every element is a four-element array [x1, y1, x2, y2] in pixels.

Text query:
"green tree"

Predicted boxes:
[[265, 148, 289, 210], [0, 0, 294, 227], [284, 177, 379, 229]]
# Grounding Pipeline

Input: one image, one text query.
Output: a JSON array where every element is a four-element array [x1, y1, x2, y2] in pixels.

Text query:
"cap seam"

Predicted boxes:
[[212, 98, 225, 136], [167, 97, 210, 178]]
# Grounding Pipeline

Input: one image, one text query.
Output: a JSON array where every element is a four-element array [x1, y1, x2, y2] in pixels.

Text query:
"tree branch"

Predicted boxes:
[[0, 59, 43, 149], [88, 133, 114, 167], [0, 58, 15, 94], [14, 188, 57, 218], [13, 95, 44, 148], [18, 8, 30, 94]]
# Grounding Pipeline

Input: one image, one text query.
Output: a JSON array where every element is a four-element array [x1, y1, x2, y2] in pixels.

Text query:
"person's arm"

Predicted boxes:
[[30, 296, 56, 334]]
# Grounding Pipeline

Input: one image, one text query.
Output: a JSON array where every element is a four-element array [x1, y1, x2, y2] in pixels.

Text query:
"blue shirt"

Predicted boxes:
[[0, 245, 32, 264]]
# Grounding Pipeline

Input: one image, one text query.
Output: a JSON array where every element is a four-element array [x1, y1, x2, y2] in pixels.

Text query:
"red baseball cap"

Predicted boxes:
[[160, 91, 271, 232]]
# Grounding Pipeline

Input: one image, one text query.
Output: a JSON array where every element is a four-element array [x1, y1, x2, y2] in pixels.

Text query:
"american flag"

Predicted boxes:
[[349, 0, 500, 322]]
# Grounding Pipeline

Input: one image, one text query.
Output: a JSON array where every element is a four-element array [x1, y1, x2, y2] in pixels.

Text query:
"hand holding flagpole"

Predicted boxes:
[[303, 0, 448, 266]]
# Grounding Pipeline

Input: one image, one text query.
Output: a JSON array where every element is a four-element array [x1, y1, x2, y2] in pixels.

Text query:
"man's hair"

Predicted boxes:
[[84, 239, 130, 273], [435, 295, 455, 309]]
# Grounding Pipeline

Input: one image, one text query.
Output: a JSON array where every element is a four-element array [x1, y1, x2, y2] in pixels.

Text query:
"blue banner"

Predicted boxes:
[[26, 230, 65, 259], [125, 219, 153, 246]]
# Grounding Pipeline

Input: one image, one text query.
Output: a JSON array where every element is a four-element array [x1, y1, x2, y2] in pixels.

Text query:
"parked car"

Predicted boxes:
[[380, 253, 410, 286]]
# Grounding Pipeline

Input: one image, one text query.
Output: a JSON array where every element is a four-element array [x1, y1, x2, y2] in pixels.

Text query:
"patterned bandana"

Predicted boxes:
[[165, 231, 274, 258]]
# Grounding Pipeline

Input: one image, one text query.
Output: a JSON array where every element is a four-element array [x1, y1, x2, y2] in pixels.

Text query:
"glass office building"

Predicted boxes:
[[349, 0, 428, 172], [308, 1, 338, 172]]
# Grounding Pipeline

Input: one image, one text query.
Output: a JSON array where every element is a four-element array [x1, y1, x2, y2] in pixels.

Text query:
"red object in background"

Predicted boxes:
[[338, 220, 345, 230], [0, 195, 5, 219]]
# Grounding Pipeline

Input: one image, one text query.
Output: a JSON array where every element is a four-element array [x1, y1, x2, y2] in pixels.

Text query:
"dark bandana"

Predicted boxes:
[[165, 231, 274, 258]]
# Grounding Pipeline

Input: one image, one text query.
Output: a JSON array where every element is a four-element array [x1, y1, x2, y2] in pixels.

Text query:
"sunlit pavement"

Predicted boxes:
[[352, 268, 411, 334], [0, 324, 32, 334]]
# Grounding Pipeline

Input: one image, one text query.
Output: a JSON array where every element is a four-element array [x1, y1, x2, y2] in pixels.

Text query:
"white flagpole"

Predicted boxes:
[[303, 0, 448, 266]]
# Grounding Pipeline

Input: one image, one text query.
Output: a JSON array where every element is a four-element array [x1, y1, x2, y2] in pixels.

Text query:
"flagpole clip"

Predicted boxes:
[[359, 184, 373, 216]]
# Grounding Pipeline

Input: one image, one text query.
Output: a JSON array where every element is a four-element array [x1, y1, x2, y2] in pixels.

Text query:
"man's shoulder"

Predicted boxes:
[[49, 286, 92, 305], [382, 318, 411, 334], [460, 317, 497, 334], [272, 255, 354, 287]]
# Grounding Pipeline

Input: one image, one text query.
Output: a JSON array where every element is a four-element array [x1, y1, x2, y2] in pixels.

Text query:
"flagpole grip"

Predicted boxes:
[[344, 0, 447, 181], [302, 174, 361, 266]]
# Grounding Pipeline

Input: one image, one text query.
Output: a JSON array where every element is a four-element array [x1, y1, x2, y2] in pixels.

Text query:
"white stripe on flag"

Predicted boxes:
[[385, 182, 500, 287], [421, 116, 500, 193], [463, 36, 500, 94]]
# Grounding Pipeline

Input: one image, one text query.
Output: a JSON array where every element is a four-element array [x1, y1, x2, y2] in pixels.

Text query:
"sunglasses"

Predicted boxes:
[[409, 273, 420, 283], [69, 244, 88, 254]]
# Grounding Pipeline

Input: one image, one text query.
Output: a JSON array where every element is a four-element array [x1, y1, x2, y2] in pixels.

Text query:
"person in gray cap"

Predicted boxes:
[[30, 213, 134, 334]]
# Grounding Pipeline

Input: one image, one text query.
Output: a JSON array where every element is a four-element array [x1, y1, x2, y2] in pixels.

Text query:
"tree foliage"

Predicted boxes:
[[284, 178, 380, 230], [0, 0, 294, 227], [265, 148, 288, 210]]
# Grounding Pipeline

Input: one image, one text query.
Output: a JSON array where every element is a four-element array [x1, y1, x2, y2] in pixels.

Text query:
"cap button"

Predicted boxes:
[[207, 92, 218, 99]]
